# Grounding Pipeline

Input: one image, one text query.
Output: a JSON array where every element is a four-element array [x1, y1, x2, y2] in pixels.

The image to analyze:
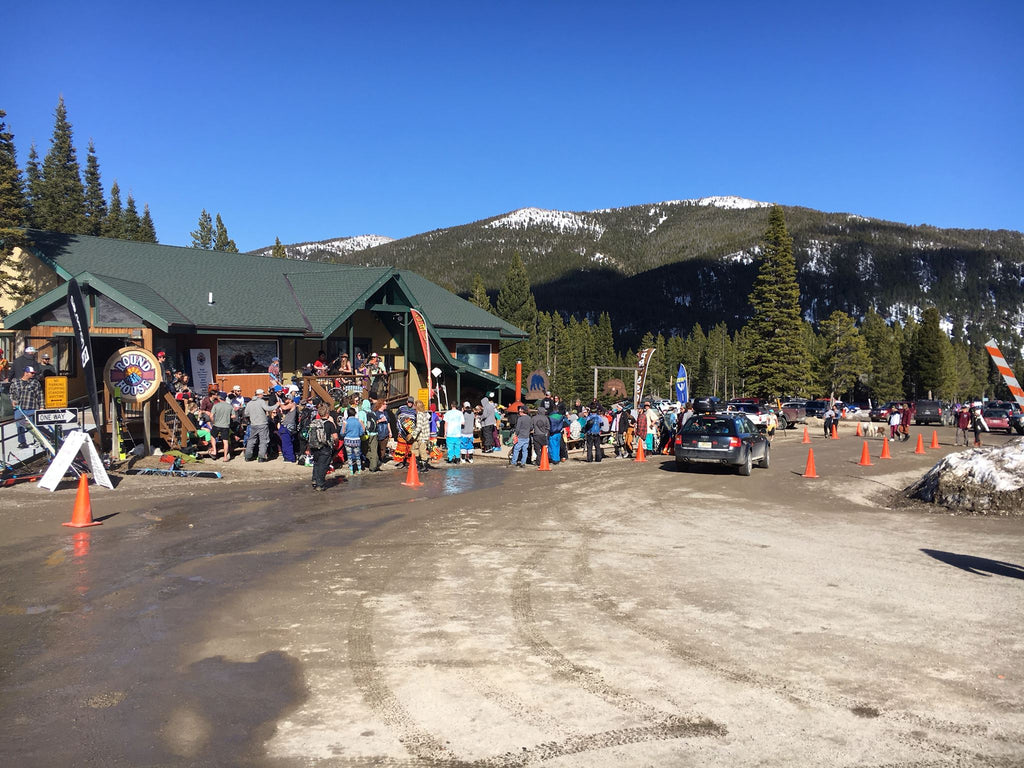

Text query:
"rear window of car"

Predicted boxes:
[[682, 417, 736, 436], [984, 409, 1008, 417]]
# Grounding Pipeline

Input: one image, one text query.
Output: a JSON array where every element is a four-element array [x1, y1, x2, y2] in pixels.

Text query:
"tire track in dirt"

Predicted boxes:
[[566, 485, 1023, 761], [346, 542, 461, 765], [509, 545, 725, 737]]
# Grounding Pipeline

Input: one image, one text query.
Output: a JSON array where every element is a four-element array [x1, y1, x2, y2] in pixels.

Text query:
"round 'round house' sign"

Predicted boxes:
[[104, 346, 162, 403]]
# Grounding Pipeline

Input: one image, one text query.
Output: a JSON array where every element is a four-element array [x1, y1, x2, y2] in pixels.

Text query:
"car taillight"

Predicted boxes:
[[938, 407, 942, 415], [729, 437, 741, 447], [675, 436, 682, 445]]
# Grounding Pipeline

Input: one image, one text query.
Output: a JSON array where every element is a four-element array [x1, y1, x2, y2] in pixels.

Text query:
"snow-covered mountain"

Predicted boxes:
[[253, 234, 394, 260]]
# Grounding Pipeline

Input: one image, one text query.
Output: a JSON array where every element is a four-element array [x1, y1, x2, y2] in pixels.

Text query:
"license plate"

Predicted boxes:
[[698, 441, 712, 449]]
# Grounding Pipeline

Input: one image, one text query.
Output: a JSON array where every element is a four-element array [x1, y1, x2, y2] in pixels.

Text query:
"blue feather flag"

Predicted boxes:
[[675, 364, 688, 405]]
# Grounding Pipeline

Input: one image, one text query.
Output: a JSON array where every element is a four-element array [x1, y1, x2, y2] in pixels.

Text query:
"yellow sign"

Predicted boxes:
[[45, 376, 69, 408], [417, 388, 430, 407]]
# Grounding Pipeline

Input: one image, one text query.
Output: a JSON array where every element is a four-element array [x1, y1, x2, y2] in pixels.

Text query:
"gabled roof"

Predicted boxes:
[[396, 270, 526, 338], [3, 231, 527, 341]]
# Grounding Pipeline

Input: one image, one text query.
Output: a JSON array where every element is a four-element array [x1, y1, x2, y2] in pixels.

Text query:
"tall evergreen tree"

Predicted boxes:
[[82, 139, 106, 235], [190, 209, 213, 249], [38, 96, 87, 233], [0, 110, 27, 228], [138, 204, 158, 243], [123, 194, 142, 240], [0, 109, 33, 307], [213, 213, 238, 252], [744, 206, 811, 398], [102, 180, 124, 239], [594, 312, 615, 367], [819, 310, 871, 400], [24, 143, 43, 227], [861, 309, 904, 402], [495, 253, 538, 380], [468, 273, 493, 312], [911, 307, 946, 399], [271, 237, 287, 259]]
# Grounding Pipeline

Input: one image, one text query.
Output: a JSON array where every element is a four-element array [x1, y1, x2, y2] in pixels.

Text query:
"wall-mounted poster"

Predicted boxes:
[[217, 339, 279, 375]]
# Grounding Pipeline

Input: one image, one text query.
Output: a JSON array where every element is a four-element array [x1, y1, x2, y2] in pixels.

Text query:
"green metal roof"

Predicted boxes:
[[4, 231, 527, 342], [396, 270, 527, 338]]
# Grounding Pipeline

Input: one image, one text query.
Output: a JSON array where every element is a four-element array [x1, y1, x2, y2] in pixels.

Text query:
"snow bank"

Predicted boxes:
[[905, 439, 1024, 515]]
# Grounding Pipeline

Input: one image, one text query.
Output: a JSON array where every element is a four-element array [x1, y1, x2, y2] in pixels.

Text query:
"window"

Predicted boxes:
[[216, 339, 279, 374], [94, 295, 143, 326], [455, 342, 491, 370]]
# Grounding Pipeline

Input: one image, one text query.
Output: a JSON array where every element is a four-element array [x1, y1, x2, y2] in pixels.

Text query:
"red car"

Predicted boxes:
[[982, 408, 1012, 433]]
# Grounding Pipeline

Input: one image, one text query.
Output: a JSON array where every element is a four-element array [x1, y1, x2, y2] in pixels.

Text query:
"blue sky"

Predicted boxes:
[[4, 1, 1022, 251]]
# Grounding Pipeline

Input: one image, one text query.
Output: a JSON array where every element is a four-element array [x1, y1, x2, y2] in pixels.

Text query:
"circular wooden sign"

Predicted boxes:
[[104, 346, 163, 403]]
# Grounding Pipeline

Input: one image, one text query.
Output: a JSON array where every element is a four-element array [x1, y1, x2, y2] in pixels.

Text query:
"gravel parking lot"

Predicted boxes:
[[0, 425, 1021, 766]]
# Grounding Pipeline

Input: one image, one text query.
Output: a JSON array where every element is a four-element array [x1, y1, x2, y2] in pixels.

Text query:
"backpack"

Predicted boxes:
[[307, 417, 328, 449]]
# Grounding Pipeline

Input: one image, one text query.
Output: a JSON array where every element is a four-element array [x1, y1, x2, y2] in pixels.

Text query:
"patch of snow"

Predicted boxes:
[[486, 208, 606, 238], [802, 239, 834, 274], [847, 214, 869, 222], [692, 196, 773, 210], [723, 250, 755, 266], [256, 235, 394, 260]]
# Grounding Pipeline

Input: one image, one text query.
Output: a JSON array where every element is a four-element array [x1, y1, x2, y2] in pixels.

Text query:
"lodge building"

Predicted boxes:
[[1, 230, 527, 443]]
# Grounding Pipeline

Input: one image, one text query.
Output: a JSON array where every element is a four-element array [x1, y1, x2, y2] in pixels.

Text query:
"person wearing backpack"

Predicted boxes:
[[308, 403, 338, 491]]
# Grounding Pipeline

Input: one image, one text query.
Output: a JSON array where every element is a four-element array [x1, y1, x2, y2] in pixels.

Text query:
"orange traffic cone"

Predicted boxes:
[[63, 474, 102, 528], [802, 428, 811, 444], [914, 434, 926, 454], [855, 422, 863, 437], [880, 438, 892, 459], [538, 445, 552, 471], [802, 448, 818, 478], [858, 441, 873, 466], [831, 423, 839, 440], [634, 440, 647, 463], [401, 459, 423, 488], [930, 430, 940, 449]]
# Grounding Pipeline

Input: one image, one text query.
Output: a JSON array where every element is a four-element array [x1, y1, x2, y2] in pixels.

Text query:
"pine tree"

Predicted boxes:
[[819, 310, 871, 400], [0, 110, 28, 228], [911, 307, 947, 399], [123, 194, 142, 240], [38, 96, 87, 233], [468, 273, 493, 312], [861, 309, 904, 402], [24, 143, 42, 227], [191, 209, 213, 249], [495, 253, 538, 374], [213, 213, 238, 252], [102, 181, 124, 239], [594, 312, 615, 366], [744, 206, 811, 398], [138, 204, 158, 243], [271, 237, 287, 259], [0, 109, 33, 307], [82, 139, 106, 235]]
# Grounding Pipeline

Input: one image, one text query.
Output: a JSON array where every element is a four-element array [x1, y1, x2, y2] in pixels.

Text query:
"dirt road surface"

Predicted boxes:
[[1, 426, 1021, 766]]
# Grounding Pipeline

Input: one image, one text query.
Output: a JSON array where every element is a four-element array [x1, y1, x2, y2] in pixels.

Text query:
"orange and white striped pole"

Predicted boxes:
[[985, 338, 1024, 409]]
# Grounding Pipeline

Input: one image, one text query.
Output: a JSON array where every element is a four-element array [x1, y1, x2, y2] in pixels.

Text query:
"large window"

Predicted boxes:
[[455, 342, 491, 370], [217, 339, 279, 374]]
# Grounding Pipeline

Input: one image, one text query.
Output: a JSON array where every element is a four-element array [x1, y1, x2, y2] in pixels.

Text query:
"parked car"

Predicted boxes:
[[1011, 410, 1024, 435], [982, 408, 1012, 434], [675, 412, 770, 476], [914, 399, 944, 425], [724, 401, 771, 426], [778, 401, 807, 430], [804, 400, 828, 418], [870, 402, 900, 422]]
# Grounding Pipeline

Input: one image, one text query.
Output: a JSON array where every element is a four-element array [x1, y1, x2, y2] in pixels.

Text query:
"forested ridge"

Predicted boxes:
[[261, 199, 1024, 353]]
